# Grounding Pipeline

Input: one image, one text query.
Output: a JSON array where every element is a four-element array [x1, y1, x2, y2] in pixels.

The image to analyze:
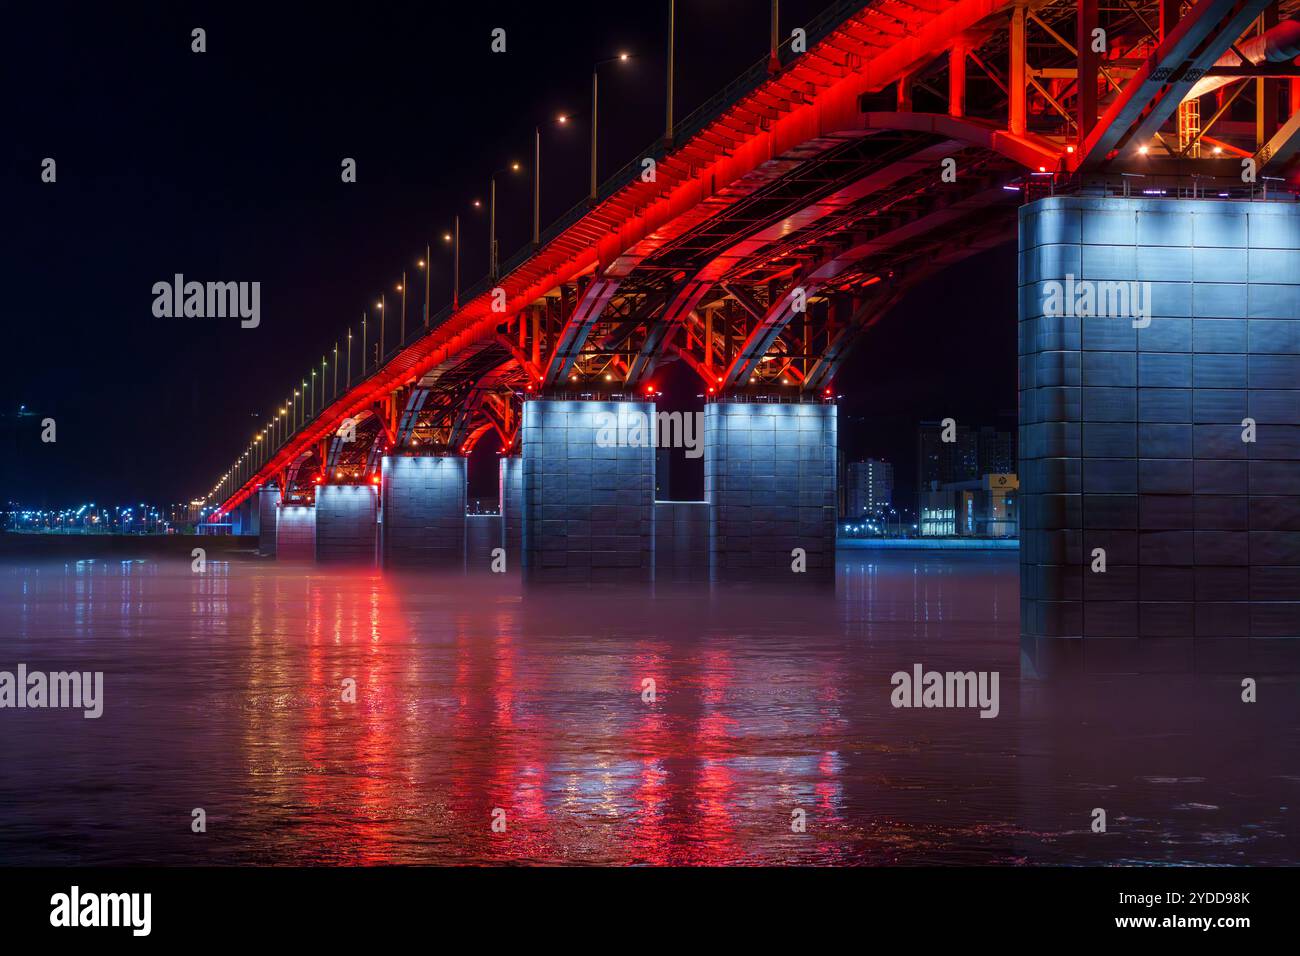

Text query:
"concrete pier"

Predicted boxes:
[[380, 455, 467, 569], [258, 487, 278, 556], [1020, 196, 1300, 674], [499, 456, 523, 571], [655, 500, 709, 584], [704, 401, 837, 582], [275, 503, 316, 561], [314, 484, 378, 564], [520, 400, 655, 584]]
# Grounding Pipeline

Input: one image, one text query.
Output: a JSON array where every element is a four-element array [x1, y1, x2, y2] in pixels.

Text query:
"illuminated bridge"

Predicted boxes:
[[205, 0, 1300, 671]]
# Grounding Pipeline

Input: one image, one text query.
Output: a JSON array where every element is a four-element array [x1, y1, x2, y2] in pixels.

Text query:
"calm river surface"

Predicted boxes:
[[0, 550, 1295, 865]]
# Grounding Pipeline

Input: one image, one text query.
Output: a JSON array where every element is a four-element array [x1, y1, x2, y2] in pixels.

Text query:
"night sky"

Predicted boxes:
[[2, 0, 1015, 512]]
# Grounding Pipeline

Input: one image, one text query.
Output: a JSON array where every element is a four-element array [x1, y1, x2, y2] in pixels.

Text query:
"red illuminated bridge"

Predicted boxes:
[[204, 0, 1300, 671]]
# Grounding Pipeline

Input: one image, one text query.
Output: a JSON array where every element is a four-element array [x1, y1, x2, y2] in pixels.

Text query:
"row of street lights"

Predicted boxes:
[[207, 1, 794, 508]]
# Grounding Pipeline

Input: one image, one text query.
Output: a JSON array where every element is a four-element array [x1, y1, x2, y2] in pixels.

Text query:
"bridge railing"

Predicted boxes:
[[499, 0, 868, 281], [1018, 170, 1300, 204]]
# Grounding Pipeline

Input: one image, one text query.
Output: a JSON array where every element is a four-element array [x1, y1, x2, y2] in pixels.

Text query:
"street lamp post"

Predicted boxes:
[[398, 276, 406, 346], [490, 176, 498, 280], [591, 53, 632, 202], [420, 247, 430, 327], [769, 0, 780, 73], [534, 114, 569, 248], [534, 125, 541, 247], [666, 2, 675, 141], [488, 163, 521, 282], [445, 217, 461, 309]]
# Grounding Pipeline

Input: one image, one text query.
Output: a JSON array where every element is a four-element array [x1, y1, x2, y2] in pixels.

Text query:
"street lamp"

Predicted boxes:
[[666, 3, 674, 141], [487, 162, 522, 282], [417, 251, 430, 328], [534, 114, 570, 247], [396, 278, 406, 346], [591, 53, 633, 202], [443, 219, 460, 310]]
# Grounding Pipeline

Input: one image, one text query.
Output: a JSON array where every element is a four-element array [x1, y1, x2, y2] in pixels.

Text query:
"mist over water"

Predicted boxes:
[[0, 551, 1295, 865]]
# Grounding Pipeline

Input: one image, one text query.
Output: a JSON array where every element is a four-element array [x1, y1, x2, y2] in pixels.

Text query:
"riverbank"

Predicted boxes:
[[0, 533, 259, 559], [837, 537, 1018, 550]]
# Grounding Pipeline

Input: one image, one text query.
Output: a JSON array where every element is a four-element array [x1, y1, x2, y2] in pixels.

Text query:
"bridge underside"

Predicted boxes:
[[207, 0, 1300, 667]]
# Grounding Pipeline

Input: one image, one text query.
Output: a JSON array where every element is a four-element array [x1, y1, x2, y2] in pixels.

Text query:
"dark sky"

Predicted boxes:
[[2, 0, 1015, 511]]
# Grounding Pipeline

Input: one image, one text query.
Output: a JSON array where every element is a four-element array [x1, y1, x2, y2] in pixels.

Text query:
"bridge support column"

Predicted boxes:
[[275, 503, 316, 561], [704, 401, 837, 583], [499, 456, 523, 571], [1020, 196, 1300, 675], [521, 399, 655, 584], [380, 456, 467, 569], [465, 515, 503, 573], [258, 488, 278, 555], [314, 484, 378, 564], [229, 497, 257, 536]]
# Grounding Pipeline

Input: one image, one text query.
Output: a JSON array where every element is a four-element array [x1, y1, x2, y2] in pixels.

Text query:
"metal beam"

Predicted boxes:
[[1077, 0, 1099, 141], [1074, 0, 1275, 169], [541, 278, 620, 386], [394, 387, 429, 447], [949, 43, 967, 118], [626, 278, 713, 386], [1255, 104, 1300, 171], [720, 281, 816, 389], [1009, 7, 1026, 136]]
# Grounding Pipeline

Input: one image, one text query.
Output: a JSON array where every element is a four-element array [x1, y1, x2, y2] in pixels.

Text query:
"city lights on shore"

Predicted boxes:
[[2, 501, 201, 534]]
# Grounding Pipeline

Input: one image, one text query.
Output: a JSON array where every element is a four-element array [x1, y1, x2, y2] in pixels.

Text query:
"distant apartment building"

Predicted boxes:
[[844, 459, 894, 517], [917, 420, 1014, 495]]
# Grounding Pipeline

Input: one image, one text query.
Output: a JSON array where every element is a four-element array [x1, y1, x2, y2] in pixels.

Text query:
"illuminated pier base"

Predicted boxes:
[[258, 487, 278, 555], [705, 401, 837, 583], [520, 400, 655, 584], [499, 456, 523, 571], [380, 455, 466, 569], [1021, 196, 1300, 674], [314, 484, 378, 564], [466, 515, 503, 573], [655, 500, 709, 584], [275, 503, 315, 561]]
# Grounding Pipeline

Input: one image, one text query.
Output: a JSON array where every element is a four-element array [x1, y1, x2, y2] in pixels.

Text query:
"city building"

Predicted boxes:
[[919, 473, 1019, 538], [844, 459, 894, 518], [917, 421, 1014, 495]]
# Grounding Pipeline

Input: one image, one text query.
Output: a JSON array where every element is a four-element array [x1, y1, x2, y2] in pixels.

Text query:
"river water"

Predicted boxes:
[[0, 550, 1295, 865]]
